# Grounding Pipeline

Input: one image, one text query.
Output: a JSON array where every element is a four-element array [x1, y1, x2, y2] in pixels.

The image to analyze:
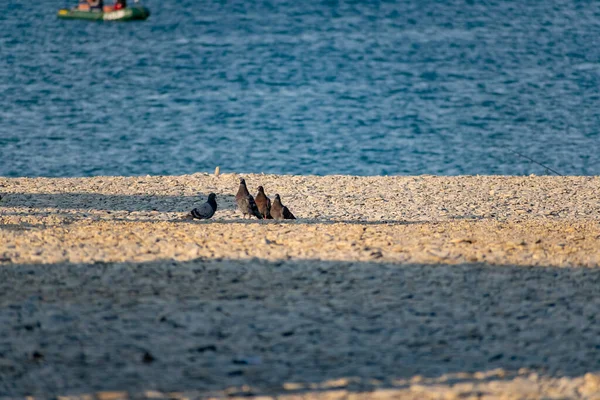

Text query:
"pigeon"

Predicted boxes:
[[270, 194, 296, 220], [190, 193, 217, 220], [235, 178, 263, 219], [254, 186, 273, 219]]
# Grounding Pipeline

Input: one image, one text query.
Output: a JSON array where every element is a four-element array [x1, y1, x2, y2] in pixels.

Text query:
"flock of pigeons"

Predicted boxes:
[[190, 178, 296, 220]]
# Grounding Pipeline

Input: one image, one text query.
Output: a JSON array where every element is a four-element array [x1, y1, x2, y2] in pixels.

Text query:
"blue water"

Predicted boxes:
[[2, 0, 600, 177]]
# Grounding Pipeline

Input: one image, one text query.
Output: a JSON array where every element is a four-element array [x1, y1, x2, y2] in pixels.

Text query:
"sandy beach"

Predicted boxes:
[[1, 173, 600, 399]]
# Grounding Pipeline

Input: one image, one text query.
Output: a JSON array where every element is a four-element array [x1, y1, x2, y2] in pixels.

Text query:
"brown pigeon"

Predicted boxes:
[[190, 193, 217, 220], [235, 178, 263, 219], [254, 186, 273, 219], [271, 194, 296, 220]]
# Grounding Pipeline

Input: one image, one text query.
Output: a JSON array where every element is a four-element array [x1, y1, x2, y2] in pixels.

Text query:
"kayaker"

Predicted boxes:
[[113, 0, 127, 10], [88, 0, 103, 11]]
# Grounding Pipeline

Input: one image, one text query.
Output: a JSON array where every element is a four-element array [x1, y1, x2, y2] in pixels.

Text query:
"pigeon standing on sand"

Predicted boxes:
[[235, 178, 263, 219], [271, 194, 296, 220], [254, 186, 272, 219], [190, 193, 217, 220]]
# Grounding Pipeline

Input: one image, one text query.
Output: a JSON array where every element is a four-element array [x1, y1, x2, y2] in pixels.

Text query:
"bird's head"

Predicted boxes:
[[257, 186, 265, 193], [208, 193, 216, 201], [274, 194, 281, 201], [239, 178, 246, 185]]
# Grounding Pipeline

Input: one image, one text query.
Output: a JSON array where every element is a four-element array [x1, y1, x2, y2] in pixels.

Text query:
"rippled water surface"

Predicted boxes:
[[2, 0, 600, 177]]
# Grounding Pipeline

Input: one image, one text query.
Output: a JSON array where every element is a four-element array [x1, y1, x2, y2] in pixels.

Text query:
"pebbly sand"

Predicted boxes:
[[1, 173, 600, 399]]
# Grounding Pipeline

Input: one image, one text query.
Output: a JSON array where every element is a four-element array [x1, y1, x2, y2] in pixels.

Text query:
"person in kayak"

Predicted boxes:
[[76, 0, 89, 10], [87, 0, 103, 11], [113, 0, 127, 10]]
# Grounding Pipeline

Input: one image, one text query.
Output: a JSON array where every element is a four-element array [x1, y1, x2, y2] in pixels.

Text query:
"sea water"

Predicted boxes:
[[1, 0, 600, 177]]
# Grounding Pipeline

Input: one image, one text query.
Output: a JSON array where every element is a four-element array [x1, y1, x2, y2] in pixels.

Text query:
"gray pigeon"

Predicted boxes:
[[191, 193, 217, 220], [271, 194, 296, 220], [254, 186, 272, 219], [235, 178, 263, 219]]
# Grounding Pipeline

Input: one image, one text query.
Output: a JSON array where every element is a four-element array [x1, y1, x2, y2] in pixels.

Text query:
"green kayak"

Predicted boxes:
[[57, 6, 150, 21]]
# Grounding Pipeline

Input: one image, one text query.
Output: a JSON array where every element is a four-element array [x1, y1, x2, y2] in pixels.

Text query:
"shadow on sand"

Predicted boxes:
[[0, 257, 598, 396], [0, 192, 443, 225], [0, 192, 239, 212]]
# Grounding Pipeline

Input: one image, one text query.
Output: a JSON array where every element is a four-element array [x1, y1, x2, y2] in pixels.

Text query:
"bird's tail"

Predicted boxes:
[[284, 207, 296, 220], [247, 196, 263, 219]]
